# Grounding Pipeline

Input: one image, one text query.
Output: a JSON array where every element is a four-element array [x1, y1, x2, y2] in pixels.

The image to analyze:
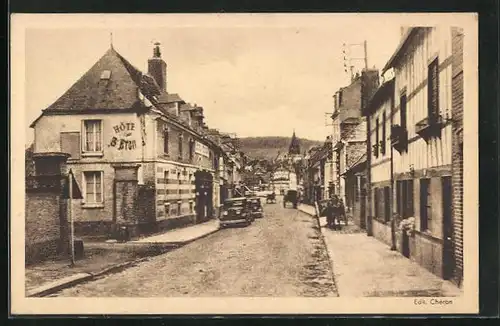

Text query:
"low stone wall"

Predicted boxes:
[[412, 231, 444, 278], [157, 214, 197, 233], [372, 219, 393, 247], [25, 190, 63, 265]]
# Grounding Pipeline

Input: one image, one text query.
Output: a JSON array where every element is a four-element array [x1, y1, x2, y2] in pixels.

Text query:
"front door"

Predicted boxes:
[[442, 176, 454, 280]]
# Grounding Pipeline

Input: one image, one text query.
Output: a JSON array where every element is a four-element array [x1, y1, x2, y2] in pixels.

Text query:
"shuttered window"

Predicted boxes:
[[375, 118, 380, 157], [163, 127, 169, 154], [400, 93, 407, 130], [384, 186, 391, 222], [397, 179, 414, 218], [428, 58, 440, 122], [381, 112, 386, 155], [405, 180, 414, 218], [178, 134, 183, 158]]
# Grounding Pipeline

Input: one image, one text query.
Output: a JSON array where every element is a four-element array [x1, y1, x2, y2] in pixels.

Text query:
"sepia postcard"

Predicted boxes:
[[10, 13, 479, 315]]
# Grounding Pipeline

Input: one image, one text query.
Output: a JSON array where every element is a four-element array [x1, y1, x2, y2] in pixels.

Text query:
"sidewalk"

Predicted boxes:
[[299, 204, 462, 297], [133, 219, 220, 244], [26, 219, 221, 297]]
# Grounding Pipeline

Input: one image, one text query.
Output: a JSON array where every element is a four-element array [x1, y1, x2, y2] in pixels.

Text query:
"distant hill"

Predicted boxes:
[[238, 136, 324, 160]]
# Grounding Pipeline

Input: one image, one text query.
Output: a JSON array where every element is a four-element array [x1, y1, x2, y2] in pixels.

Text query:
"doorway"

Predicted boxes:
[[442, 176, 454, 280], [194, 170, 213, 223]]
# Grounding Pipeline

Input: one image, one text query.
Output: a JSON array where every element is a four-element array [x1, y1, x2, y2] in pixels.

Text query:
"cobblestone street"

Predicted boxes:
[[54, 198, 338, 297]]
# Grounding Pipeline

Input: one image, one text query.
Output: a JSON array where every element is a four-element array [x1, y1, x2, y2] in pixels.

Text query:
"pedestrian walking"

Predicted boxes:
[[331, 195, 347, 229], [320, 199, 336, 229]]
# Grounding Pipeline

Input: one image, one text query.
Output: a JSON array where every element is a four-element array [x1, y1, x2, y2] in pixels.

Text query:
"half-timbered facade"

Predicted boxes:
[[381, 26, 461, 282]]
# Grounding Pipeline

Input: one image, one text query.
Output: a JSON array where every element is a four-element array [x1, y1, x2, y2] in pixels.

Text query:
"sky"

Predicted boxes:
[[23, 14, 404, 145]]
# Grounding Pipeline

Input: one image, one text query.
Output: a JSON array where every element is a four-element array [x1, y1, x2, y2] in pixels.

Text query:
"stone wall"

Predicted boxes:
[[25, 190, 62, 264]]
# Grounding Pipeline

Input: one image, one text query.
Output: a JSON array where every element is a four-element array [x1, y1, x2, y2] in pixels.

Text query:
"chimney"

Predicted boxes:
[[148, 42, 167, 92]]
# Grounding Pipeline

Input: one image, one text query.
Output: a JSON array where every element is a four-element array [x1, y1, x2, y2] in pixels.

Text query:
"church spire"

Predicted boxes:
[[288, 130, 301, 155]]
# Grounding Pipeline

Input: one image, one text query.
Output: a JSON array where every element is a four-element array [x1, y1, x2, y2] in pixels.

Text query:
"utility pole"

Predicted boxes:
[[364, 40, 368, 70], [343, 40, 369, 81], [68, 170, 75, 266]]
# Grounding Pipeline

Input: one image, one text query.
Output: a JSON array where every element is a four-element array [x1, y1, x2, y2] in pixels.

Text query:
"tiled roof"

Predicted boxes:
[[44, 47, 149, 112]]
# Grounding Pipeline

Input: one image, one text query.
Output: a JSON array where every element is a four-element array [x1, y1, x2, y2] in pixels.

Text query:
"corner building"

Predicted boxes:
[[30, 44, 222, 237]]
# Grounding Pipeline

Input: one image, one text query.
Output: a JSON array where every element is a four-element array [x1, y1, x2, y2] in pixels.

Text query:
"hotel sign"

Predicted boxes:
[[195, 141, 209, 157]]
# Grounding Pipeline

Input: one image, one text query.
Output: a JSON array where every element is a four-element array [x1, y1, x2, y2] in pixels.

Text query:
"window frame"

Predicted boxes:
[[427, 57, 440, 122], [419, 178, 431, 232], [381, 112, 386, 155], [163, 126, 170, 155], [178, 133, 183, 159], [188, 138, 195, 162], [400, 92, 407, 131], [82, 170, 104, 207], [82, 120, 103, 156]]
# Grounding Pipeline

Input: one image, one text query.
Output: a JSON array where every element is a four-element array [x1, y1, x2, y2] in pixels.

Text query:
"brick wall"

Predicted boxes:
[[25, 191, 62, 264], [451, 27, 464, 286]]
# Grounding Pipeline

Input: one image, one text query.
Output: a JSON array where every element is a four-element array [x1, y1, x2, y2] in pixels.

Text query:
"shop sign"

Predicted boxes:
[[195, 141, 209, 157], [110, 122, 137, 151]]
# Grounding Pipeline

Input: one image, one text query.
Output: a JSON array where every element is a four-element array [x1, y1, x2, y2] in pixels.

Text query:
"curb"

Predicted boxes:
[[297, 205, 340, 297], [27, 227, 221, 297], [27, 273, 93, 297]]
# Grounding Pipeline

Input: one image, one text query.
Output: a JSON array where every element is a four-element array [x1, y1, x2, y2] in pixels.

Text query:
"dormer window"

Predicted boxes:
[[100, 70, 111, 80]]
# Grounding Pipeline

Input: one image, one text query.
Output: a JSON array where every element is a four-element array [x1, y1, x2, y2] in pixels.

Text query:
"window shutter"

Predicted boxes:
[[407, 179, 414, 216], [382, 113, 386, 154], [61, 132, 81, 159], [428, 59, 439, 120], [400, 94, 407, 130], [163, 126, 169, 154]]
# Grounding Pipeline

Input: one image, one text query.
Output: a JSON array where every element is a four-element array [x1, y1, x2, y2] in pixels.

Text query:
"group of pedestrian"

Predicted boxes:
[[320, 195, 347, 230]]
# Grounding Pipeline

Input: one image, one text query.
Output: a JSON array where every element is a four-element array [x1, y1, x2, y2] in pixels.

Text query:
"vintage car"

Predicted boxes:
[[248, 197, 264, 218], [219, 197, 254, 228], [283, 189, 298, 208]]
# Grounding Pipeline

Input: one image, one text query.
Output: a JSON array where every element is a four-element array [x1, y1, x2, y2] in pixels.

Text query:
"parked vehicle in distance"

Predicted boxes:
[[266, 192, 276, 204], [248, 197, 264, 218], [283, 189, 298, 208], [219, 197, 253, 228]]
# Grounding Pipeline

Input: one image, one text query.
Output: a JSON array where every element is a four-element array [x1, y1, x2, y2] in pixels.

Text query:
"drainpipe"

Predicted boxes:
[[390, 93, 397, 250], [366, 115, 373, 236]]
